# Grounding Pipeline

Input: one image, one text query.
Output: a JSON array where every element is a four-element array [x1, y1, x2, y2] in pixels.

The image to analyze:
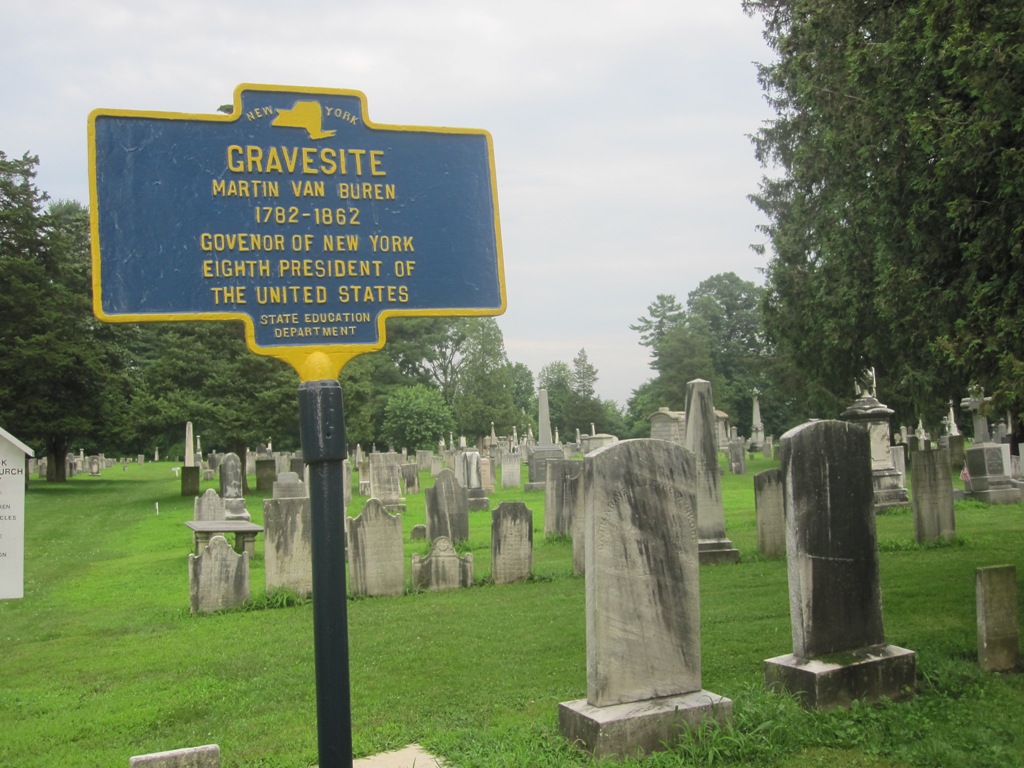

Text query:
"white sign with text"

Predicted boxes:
[[0, 429, 31, 600]]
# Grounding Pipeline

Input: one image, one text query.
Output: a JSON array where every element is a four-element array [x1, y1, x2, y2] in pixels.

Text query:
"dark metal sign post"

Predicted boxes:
[[90, 84, 505, 767], [299, 379, 352, 765]]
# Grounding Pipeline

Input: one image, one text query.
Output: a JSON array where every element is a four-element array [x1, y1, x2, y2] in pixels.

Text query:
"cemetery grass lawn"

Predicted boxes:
[[1, 455, 1023, 767]]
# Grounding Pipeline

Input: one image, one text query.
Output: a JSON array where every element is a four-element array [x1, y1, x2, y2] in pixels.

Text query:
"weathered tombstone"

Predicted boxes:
[[753, 468, 785, 558], [963, 442, 1021, 503], [500, 451, 521, 489], [349, 499, 404, 597], [947, 434, 966, 470], [180, 464, 201, 497], [343, 458, 352, 506], [400, 463, 420, 495], [218, 452, 243, 498], [571, 464, 587, 576], [263, 474, 313, 597], [559, 440, 730, 759], [415, 450, 432, 471], [424, 469, 469, 542], [411, 536, 473, 591], [648, 408, 685, 445], [728, 439, 746, 474], [129, 744, 220, 767], [410, 524, 427, 541], [188, 535, 249, 614], [479, 456, 495, 493], [683, 379, 739, 564], [911, 447, 956, 543], [453, 450, 468, 487], [491, 502, 533, 584], [369, 452, 404, 511], [193, 488, 226, 522], [764, 420, 916, 708], [976, 565, 1019, 672], [463, 451, 489, 511], [545, 459, 582, 537], [891, 445, 906, 488], [430, 455, 443, 477], [255, 458, 277, 492]]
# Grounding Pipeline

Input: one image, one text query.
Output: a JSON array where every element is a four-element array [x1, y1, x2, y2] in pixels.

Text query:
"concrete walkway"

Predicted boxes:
[[352, 744, 444, 767]]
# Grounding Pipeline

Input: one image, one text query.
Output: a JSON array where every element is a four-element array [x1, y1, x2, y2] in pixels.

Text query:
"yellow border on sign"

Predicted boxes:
[[88, 82, 506, 382]]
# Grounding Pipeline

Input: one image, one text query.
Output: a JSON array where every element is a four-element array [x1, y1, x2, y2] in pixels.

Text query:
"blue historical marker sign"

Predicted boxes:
[[90, 83, 505, 379]]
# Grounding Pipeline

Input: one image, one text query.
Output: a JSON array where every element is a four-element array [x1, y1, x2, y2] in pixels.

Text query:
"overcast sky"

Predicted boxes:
[[3, 1, 776, 406]]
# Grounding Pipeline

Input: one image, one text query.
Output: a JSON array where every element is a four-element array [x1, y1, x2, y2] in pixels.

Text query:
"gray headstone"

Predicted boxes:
[[781, 420, 883, 657], [754, 468, 785, 558], [765, 420, 916, 708], [410, 524, 427, 541], [683, 379, 738, 563], [262, 495, 312, 597], [400, 463, 420, 495], [571, 463, 587, 576], [453, 451, 469, 488], [911, 447, 956, 543], [424, 469, 468, 542], [255, 458, 277, 492], [491, 502, 533, 584], [479, 457, 494, 493], [964, 443, 1021, 504], [271, 471, 306, 499], [193, 488, 226, 522], [349, 499, 404, 597], [411, 536, 473, 591], [583, 439, 702, 706], [218, 453, 243, 499], [559, 439, 731, 759], [188, 535, 249, 614], [369, 452, 403, 506], [500, 452, 521, 489], [416, 450, 433, 471], [976, 565, 1019, 672], [180, 466, 200, 496], [728, 439, 746, 474], [544, 459, 582, 537]]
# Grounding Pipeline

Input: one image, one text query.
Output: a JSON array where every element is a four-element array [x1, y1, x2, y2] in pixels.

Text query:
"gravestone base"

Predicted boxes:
[[559, 690, 732, 761], [467, 496, 490, 511], [383, 503, 407, 514], [764, 644, 916, 709], [524, 481, 546, 492], [698, 538, 740, 565], [966, 485, 1022, 504]]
